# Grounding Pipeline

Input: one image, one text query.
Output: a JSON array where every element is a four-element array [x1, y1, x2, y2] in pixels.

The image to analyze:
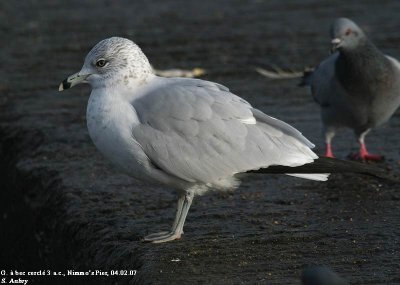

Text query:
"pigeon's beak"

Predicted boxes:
[[59, 72, 91, 91], [330, 38, 342, 53]]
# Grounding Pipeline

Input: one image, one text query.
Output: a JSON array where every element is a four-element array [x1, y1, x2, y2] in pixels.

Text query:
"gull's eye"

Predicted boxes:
[[96, 59, 107, 67]]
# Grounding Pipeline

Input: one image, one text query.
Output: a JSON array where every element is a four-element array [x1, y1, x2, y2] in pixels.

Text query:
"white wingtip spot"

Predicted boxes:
[[287, 173, 330, 181], [240, 117, 256, 125]]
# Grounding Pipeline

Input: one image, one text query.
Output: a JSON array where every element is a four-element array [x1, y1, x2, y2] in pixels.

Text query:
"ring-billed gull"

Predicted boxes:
[[59, 37, 385, 243]]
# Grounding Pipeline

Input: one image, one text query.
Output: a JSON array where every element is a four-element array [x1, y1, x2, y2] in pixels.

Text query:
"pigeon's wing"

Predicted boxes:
[[310, 53, 344, 107], [131, 78, 322, 186]]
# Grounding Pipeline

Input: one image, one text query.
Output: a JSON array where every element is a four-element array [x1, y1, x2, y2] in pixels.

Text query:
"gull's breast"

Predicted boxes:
[[86, 89, 148, 176]]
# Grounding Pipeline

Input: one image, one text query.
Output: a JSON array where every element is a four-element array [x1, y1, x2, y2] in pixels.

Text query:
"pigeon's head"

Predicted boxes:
[[59, 37, 153, 91], [330, 18, 365, 53], [301, 266, 349, 285]]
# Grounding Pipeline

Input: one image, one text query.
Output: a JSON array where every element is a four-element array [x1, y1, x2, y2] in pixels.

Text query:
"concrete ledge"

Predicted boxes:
[[1, 109, 400, 285]]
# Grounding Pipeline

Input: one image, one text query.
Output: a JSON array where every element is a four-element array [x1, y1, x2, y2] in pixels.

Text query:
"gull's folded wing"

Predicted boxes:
[[131, 78, 322, 186]]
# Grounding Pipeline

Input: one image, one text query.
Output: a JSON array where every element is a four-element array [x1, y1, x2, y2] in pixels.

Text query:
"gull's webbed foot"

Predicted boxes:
[[143, 231, 182, 243]]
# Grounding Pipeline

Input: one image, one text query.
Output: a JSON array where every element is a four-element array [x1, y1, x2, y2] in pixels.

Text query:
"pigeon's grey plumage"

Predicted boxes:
[[301, 266, 349, 285], [306, 18, 400, 160], [59, 37, 331, 243]]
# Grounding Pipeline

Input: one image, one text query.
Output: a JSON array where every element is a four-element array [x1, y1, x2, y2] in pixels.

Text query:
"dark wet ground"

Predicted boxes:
[[1, 0, 400, 284]]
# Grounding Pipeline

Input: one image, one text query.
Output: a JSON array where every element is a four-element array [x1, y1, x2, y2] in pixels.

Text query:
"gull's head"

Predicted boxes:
[[330, 18, 365, 53], [59, 37, 153, 91]]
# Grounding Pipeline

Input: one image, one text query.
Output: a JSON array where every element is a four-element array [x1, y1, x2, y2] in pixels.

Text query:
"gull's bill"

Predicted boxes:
[[59, 72, 90, 91]]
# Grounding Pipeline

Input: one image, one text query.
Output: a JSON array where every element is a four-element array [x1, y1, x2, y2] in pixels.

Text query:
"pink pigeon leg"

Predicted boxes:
[[323, 128, 336, 158], [324, 143, 334, 158]]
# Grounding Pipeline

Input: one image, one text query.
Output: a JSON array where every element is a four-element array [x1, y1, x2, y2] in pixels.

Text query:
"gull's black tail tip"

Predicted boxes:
[[311, 157, 398, 182], [250, 157, 400, 183]]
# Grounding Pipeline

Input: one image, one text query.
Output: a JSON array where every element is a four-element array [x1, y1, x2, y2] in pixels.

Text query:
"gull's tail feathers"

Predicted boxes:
[[248, 157, 399, 182]]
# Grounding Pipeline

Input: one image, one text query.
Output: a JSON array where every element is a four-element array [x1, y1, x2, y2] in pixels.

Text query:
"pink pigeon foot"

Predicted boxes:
[[348, 143, 384, 162]]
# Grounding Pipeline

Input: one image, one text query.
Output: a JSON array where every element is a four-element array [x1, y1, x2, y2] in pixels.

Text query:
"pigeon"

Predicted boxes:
[[59, 37, 393, 243], [304, 18, 400, 161], [301, 266, 349, 285]]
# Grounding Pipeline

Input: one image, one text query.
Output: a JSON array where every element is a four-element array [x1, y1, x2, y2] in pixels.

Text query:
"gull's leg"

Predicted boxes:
[[348, 129, 384, 162], [143, 190, 194, 243], [171, 194, 185, 230], [174, 191, 194, 235], [142, 194, 185, 239], [323, 127, 335, 158]]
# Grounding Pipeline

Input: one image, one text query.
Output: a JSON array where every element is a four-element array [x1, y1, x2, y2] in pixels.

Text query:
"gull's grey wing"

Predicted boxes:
[[131, 78, 318, 186]]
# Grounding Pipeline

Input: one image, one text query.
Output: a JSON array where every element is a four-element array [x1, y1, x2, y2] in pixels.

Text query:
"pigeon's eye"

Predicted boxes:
[[96, 59, 107, 67], [345, 29, 352, 36]]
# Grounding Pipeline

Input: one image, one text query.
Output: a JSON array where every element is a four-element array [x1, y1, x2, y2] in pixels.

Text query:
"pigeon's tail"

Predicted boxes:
[[298, 68, 315, 87], [248, 157, 398, 182]]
